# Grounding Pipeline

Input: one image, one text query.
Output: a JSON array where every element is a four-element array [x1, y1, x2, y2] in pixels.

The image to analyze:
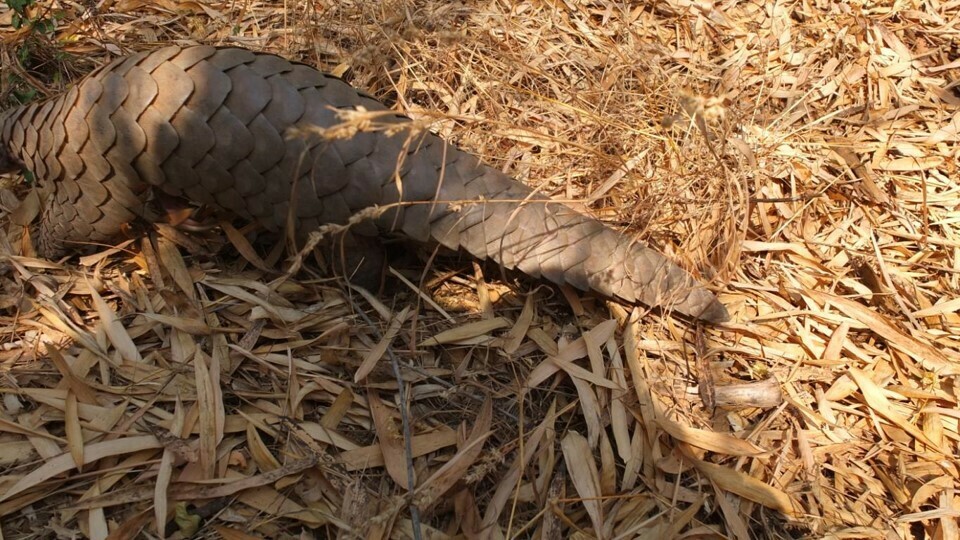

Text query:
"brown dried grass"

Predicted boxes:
[[1, 0, 959, 538]]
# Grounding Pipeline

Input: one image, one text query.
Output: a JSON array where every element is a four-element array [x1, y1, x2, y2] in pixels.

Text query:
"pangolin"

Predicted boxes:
[[0, 45, 728, 322]]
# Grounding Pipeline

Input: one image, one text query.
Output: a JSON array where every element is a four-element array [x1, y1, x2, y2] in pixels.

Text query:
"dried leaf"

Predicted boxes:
[[807, 289, 960, 375], [87, 280, 142, 362], [211, 525, 264, 540], [156, 235, 197, 300], [847, 368, 947, 455], [235, 485, 329, 528], [482, 401, 552, 529], [419, 317, 510, 346], [415, 400, 492, 510], [339, 429, 458, 472], [690, 456, 797, 517], [356, 306, 411, 382], [140, 313, 212, 335], [657, 414, 768, 457], [368, 392, 412, 489], [64, 391, 84, 470], [321, 388, 355, 429], [561, 431, 604, 534], [193, 350, 220, 479], [220, 220, 271, 271], [502, 293, 535, 354], [0, 436, 162, 503]]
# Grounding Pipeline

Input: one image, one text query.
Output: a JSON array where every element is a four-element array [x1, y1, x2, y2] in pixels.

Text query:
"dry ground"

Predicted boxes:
[[1, 1, 959, 539]]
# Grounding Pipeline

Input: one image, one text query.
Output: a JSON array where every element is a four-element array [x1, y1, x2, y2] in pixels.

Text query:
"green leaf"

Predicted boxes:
[[12, 87, 37, 103], [16, 44, 32, 64], [6, 0, 32, 14], [33, 18, 54, 34]]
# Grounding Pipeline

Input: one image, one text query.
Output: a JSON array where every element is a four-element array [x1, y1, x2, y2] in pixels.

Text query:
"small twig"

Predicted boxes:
[[389, 266, 454, 323], [749, 190, 823, 203], [348, 292, 423, 540]]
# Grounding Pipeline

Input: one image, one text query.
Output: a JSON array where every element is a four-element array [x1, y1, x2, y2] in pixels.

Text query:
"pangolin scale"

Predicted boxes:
[[0, 45, 728, 322]]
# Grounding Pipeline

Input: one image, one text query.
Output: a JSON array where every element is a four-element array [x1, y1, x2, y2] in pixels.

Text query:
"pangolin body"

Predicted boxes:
[[0, 45, 728, 322]]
